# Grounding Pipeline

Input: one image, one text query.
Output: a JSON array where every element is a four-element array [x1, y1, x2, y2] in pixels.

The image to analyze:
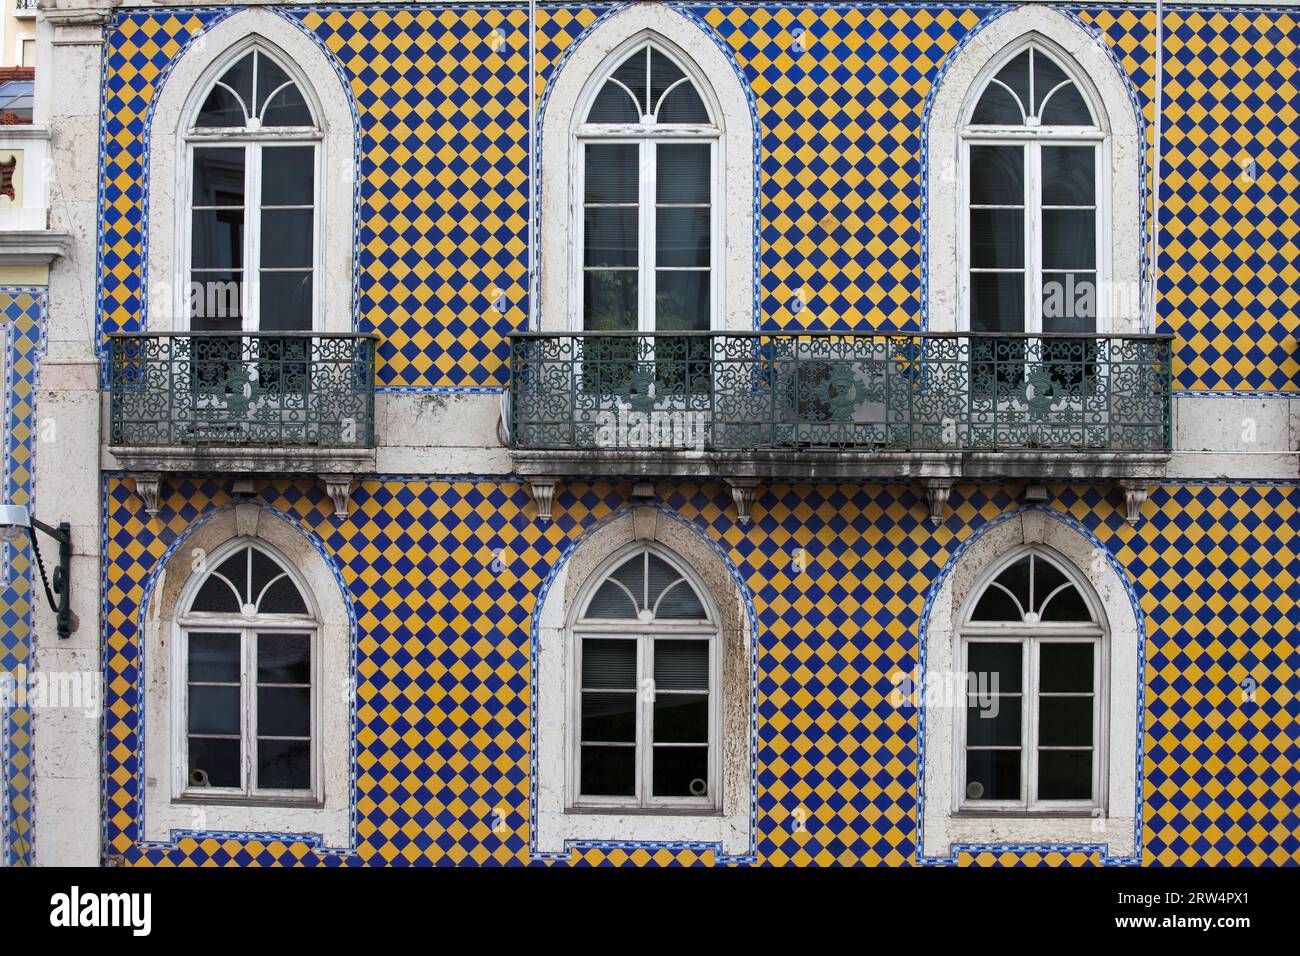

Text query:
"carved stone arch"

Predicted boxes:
[[533, 505, 755, 858], [537, 3, 756, 333], [925, 6, 1144, 334], [140, 502, 352, 848], [144, 9, 356, 334]]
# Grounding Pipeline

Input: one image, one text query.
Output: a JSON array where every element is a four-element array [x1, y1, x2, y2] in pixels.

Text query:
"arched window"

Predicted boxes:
[[958, 546, 1106, 811], [961, 40, 1105, 338], [576, 41, 718, 334], [571, 544, 718, 809], [177, 538, 318, 800], [185, 46, 319, 333]]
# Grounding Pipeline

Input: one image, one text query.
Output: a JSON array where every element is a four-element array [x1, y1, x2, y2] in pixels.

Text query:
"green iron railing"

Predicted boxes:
[[108, 332, 377, 448], [507, 331, 1173, 453]]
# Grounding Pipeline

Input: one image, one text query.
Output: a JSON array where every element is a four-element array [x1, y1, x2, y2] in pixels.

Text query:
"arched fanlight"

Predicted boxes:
[[969, 44, 1094, 127], [195, 48, 315, 129]]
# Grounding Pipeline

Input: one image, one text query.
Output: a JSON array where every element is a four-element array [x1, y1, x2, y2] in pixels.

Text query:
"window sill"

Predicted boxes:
[[953, 810, 1102, 820], [173, 794, 323, 810], [566, 804, 722, 818]]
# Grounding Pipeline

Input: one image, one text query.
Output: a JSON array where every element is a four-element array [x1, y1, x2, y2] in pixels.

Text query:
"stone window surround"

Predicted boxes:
[[921, 508, 1139, 860], [534, 506, 754, 856], [538, 2, 755, 334], [141, 503, 351, 848], [143, 9, 355, 335], [926, 5, 1144, 335]]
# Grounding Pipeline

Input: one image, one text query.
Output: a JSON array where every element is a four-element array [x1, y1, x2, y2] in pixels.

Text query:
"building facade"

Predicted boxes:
[[4, 0, 1296, 866]]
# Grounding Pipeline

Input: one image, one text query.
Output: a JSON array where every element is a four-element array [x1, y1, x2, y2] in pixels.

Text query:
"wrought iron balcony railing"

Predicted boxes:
[[108, 332, 377, 449], [507, 331, 1173, 454]]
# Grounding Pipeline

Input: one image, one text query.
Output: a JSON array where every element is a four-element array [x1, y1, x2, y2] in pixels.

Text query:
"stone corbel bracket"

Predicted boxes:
[[1116, 480, 1151, 526], [727, 478, 760, 524], [131, 472, 162, 516], [527, 477, 559, 522], [323, 476, 356, 519], [924, 480, 952, 527]]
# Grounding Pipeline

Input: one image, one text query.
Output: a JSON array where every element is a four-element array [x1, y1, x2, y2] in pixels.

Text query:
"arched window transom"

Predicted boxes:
[[959, 547, 1105, 812], [185, 45, 321, 333], [178, 539, 318, 800], [576, 39, 719, 335], [571, 545, 718, 809], [961, 39, 1105, 340]]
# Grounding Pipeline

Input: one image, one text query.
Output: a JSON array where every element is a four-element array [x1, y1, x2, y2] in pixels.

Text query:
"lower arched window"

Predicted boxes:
[[959, 546, 1106, 811], [176, 538, 318, 800], [570, 544, 718, 810]]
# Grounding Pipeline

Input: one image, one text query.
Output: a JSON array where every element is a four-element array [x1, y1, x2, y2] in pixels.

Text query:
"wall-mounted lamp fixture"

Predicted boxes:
[[0, 504, 72, 638]]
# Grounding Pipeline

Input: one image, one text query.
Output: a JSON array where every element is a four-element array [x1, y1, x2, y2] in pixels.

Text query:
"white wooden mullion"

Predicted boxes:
[[1025, 638, 1039, 807], [641, 138, 656, 335], [1026, 142, 1042, 335], [244, 143, 261, 333], [241, 627, 253, 796], [638, 633, 652, 806]]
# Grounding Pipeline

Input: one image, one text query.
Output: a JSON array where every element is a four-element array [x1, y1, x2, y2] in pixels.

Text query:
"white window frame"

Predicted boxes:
[[567, 542, 722, 814], [173, 537, 321, 805], [179, 42, 325, 333], [570, 37, 723, 335], [958, 38, 1112, 336], [955, 545, 1109, 815]]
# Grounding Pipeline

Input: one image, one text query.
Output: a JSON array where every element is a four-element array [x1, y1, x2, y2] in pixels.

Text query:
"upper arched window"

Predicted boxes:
[[185, 45, 320, 333], [178, 538, 318, 800], [959, 547, 1105, 812], [571, 544, 717, 810], [576, 40, 719, 335], [961, 40, 1104, 340]]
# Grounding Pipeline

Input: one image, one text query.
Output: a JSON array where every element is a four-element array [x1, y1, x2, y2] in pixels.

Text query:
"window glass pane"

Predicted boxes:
[[985, 556, 1031, 616], [1041, 275, 1097, 335], [656, 208, 710, 268], [648, 48, 685, 113], [655, 581, 707, 620], [584, 207, 638, 268], [193, 147, 245, 206], [583, 270, 638, 331], [970, 209, 1023, 269], [970, 82, 1023, 124], [257, 686, 311, 737], [188, 685, 240, 735], [655, 270, 710, 331], [657, 83, 709, 124], [261, 209, 314, 269], [1039, 82, 1093, 126], [965, 695, 1021, 747], [966, 641, 1023, 693], [1040, 642, 1095, 693], [1041, 146, 1094, 206], [657, 144, 710, 203], [189, 272, 243, 329], [654, 639, 709, 690], [1031, 52, 1066, 114], [645, 554, 680, 609], [1042, 210, 1096, 270], [196, 54, 253, 127], [1038, 697, 1093, 747], [189, 632, 240, 683], [190, 572, 242, 613], [259, 271, 313, 330], [969, 273, 1023, 334], [969, 145, 1023, 205], [581, 638, 637, 688], [581, 692, 636, 742], [258, 576, 308, 615], [1037, 749, 1092, 799], [585, 143, 638, 203], [980, 50, 1031, 124], [262, 146, 314, 206], [249, 547, 280, 596], [257, 738, 311, 790], [189, 737, 241, 788], [1039, 578, 1093, 621], [965, 748, 1019, 800], [259, 73, 312, 127], [585, 577, 639, 618], [654, 694, 708, 743], [258, 633, 310, 683], [589, 48, 648, 122], [218, 551, 249, 603], [580, 744, 635, 796], [652, 745, 708, 797], [191, 209, 244, 271]]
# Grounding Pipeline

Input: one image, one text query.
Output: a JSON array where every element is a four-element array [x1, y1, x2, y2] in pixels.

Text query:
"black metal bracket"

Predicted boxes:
[[26, 517, 71, 638]]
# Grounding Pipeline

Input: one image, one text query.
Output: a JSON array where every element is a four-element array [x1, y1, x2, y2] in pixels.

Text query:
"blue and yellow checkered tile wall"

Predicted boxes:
[[97, 4, 1298, 393], [101, 477, 1298, 865], [1, 290, 49, 867]]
